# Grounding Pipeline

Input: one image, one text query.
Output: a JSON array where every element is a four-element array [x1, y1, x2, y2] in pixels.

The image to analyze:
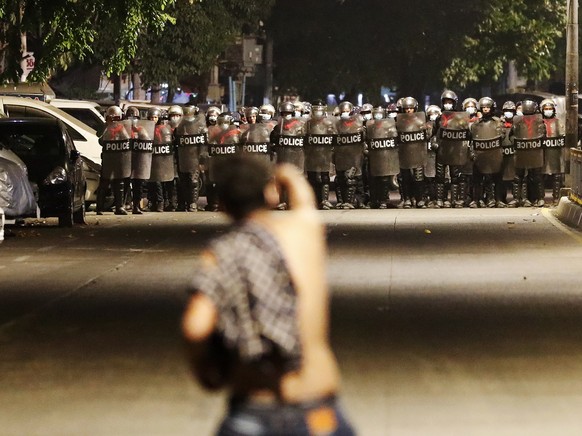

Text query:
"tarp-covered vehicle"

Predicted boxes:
[[0, 147, 38, 220]]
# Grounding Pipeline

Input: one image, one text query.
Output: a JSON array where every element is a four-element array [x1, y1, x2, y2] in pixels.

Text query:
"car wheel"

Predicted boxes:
[[74, 193, 86, 224]]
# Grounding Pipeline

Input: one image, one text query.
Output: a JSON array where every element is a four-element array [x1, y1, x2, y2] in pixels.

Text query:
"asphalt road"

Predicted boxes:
[[1, 207, 582, 436]]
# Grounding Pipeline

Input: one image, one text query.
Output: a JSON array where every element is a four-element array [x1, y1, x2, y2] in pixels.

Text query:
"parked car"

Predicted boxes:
[[0, 118, 86, 227], [0, 145, 38, 220], [50, 99, 106, 135], [0, 96, 103, 206]]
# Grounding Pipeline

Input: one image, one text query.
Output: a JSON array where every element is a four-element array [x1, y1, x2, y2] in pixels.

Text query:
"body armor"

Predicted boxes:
[[335, 115, 365, 173], [240, 123, 273, 166], [208, 125, 241, 182]]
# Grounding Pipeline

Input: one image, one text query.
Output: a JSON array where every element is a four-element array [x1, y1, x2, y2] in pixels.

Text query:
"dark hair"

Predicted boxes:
[[214, 156, 273, 220]]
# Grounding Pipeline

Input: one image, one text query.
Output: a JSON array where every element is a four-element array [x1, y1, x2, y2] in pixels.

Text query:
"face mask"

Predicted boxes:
[[443, 103, 453, 111], [466, 107, 476, 115], [543, 110, 554, 118], [516, 110, 523, 117], [340, 112, 350, 119], [208, 115, 217, 123], [504, 111, 514, 119], [284, 113, 293, 120], [302, 113, 311, 119], [259, 113, 271, 121], [429, 114, 438, 121], [362, 113, 372, 121], [294, 111, 302, 118], [373, 113, 383, 120], [388, 112, 397, 119]]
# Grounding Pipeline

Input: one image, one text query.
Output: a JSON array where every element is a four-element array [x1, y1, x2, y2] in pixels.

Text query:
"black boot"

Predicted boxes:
[[132, 179, 143, 214], [552, 174, 563, 206], [114, 180, 128, 215]]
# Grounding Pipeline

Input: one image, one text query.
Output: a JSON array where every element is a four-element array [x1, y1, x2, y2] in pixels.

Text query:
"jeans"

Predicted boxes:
[[216, 396, 355, 436]]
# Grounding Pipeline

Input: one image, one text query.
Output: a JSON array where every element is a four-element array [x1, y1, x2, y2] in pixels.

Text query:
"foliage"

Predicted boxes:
[[267, 0, 568, 101], [443, 0, 567, 88], [0, 0, 175, 83], [137, 0, 275, 90]]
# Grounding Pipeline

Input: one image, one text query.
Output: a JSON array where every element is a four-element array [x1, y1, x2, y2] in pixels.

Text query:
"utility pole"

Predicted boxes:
[[566, 0, 579, 151]]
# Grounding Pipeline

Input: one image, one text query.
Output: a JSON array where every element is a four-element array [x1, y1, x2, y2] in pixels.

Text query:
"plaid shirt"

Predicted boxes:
[[190, 221, 301, 368]]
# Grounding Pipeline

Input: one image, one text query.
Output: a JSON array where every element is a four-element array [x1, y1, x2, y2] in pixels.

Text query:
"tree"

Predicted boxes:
[[267, 0, 568, 102], [443, 0, 567, 89], [136, 0, 275, 100], [0, 0, 175, 83]]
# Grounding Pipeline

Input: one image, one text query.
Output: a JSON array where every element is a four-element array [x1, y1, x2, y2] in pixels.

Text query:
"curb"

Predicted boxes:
[[555, 196, 582, 230]]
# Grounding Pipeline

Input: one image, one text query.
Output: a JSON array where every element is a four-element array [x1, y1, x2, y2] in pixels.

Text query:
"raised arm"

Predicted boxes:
[[274, 164, 316, 211]]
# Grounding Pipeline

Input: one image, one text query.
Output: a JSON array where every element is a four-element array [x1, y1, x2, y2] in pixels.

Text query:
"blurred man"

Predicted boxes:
[[182, 157, 355, 435]]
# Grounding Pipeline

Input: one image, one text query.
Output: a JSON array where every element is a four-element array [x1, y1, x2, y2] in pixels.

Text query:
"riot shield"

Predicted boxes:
[[240, 123, 272, 166], [274, 118, 306, 171], [208, 126, 241, 182], [396, 112, 428, 169], [470, 119, 503, 174], [367, 118, 399, 176], [149, 123, 175, 182], [513, 114, 545, 169], [437, 111, 471, 166], [100, 120, 132, 180], [304, 117, 336, 173], [130, 119, 155, 180], [501, 128, 516, 181], [542, 117, 566, 174], [175, 116, 208, 173], [334, 115, 365, 173]]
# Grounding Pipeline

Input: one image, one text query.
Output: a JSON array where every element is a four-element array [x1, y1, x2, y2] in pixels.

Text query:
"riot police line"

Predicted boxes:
[[94, 91, 565, 214]]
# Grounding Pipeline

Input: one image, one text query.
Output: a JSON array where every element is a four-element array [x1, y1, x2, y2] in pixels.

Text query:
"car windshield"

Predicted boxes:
[[0, 124, 63, 157]]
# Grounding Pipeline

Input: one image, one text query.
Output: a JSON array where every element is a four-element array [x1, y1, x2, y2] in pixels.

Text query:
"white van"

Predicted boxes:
[[0, 96, 102, 165], [50, 99, 106, 135]]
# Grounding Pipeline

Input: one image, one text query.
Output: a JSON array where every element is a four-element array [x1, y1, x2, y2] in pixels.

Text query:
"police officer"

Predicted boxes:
[[498, 101, 518, 206], [335, 101, 366, 209], [97, 105, 131, 215], [395, 97, 430, 208], [425, 104, 441, 208], [512, 99, 546, 207], [304, 99, 337, 209], [148, 107, 174, 212], [126, 106, 154, 214], [470, 97, 504, 208], [541, 99, 566, 206]]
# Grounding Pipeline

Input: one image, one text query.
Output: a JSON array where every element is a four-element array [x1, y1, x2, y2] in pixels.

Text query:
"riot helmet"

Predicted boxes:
[[441, 90, 458, 111], [515, 101, 523, 117], [206, 106, 221, 125], [183, 104, 199, 117], [244, 106, 259, 123], [293, 101, 304, 118], [168, 105, 183, 128], [311, 99, 327, 118], [146, 107, 162, 122], [106, 105, 123, 122], [502, 101, 516, 120], [426, 104, 442, 122], [360, 103, 374, 121], [462, 98, 478, 116], [302, 102, 312, 119], [540, 99, 556, 119], [386, 103, 398, 119], [478, 97, 496, 117], [124, 106, 140, 120], [217, 112, 234, 128], [372, 105, 385, 120], [279, 101, 295, 118], [521, 99, 538, 115], [395, 98, 404, 113], [338, 101, 354, 119], [258, 104, 275, 122], [401, 97, 418, 113]]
